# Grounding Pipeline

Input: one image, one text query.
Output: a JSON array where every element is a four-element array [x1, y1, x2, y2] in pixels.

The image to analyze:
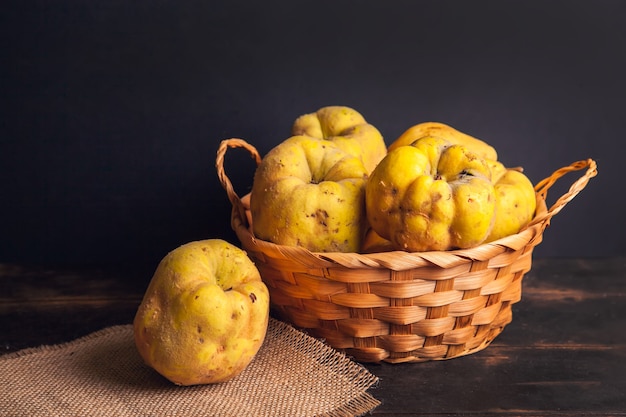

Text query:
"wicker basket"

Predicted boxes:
[[216, 138, 597, 364]]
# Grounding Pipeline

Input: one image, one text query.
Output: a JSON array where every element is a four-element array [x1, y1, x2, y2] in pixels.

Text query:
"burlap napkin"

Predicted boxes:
[[0, 318, 380, 417]]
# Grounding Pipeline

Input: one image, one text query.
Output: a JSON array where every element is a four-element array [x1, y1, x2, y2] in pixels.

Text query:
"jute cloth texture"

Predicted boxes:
[[0, 318, 380, 417]]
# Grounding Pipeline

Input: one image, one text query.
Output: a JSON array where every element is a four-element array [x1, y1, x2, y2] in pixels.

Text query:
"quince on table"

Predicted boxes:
[[133, 239, 269, 386]]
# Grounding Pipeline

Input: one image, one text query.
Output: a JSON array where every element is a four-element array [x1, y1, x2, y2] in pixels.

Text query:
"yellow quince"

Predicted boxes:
[[389, 121, 498, 161], [366, 136, 497, 252], [250, 135, 369, 252], [292, 105, 387, 174]]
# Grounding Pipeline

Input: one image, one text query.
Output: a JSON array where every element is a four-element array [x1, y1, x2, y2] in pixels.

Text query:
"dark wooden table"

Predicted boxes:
[[1, 257, 625, 416]]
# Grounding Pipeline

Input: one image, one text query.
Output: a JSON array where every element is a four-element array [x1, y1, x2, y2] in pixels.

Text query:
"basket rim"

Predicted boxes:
[[229, 190, 550, 270]]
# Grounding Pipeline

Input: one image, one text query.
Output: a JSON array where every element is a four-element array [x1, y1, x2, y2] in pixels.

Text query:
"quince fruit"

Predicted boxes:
[[389, 121, 498, 161], [366, 136, 497, 252], [292, 105, 387, 174], [250, 135, 369, 252], [485, 167, 537, 242], [133, 239, 269, 385]]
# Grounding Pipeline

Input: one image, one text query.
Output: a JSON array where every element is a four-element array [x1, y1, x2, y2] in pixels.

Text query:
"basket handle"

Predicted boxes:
[[526, 158, 597, 229], [216, 138, 262, 227]]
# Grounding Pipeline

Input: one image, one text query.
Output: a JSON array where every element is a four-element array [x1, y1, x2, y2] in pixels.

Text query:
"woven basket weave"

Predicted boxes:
[[216, 138, 597, 364]]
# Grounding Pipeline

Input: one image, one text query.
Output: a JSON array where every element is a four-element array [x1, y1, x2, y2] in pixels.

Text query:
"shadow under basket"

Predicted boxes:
[[216, 138, 597, 364]]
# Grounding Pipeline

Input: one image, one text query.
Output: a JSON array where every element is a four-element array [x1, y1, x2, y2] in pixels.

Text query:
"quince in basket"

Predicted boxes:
[[133, 239, 270, 385], [291, 105, 387, 174], [366, 136, 536, 252], [389, 121, 498, 161], [485, 163, 537, 242], [250, 135, 369, 252]]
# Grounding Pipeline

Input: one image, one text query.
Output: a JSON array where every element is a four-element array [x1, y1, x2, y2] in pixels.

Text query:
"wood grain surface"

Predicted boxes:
[[1, 258, 625, 416]]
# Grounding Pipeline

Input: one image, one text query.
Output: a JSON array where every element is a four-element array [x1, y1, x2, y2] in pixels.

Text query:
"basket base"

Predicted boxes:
[[258, 246, 531, 364], [271, 298, 514, 364]]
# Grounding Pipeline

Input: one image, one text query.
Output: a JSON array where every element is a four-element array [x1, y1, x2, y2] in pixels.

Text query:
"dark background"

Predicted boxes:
[[1, 0, 622, 280]]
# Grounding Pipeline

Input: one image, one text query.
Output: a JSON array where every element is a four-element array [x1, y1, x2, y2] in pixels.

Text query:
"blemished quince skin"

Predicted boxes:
[[388, 121, 498, 161], [133, 239, 269, 386], [291, 105, 387, 174], [250, 135, 369, 252], [366, 136, 497, 252]]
